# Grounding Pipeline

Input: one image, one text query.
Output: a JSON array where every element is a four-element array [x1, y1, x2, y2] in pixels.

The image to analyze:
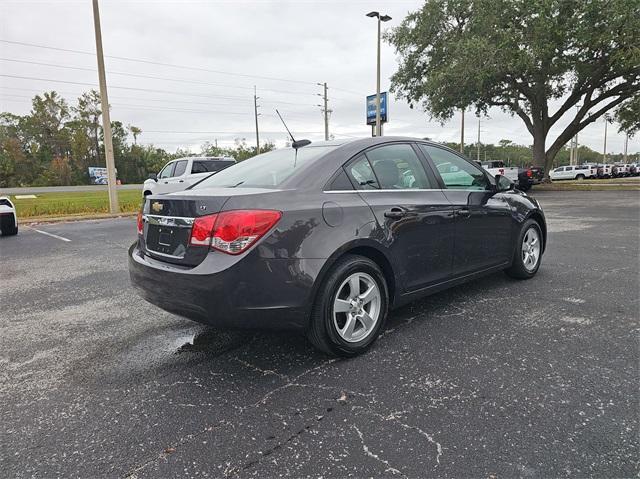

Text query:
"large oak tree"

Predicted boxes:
[[387, 0, 639, 174]]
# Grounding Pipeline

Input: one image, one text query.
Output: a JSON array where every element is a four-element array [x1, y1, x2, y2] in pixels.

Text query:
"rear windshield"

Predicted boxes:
[[192, 146, 337, 189]]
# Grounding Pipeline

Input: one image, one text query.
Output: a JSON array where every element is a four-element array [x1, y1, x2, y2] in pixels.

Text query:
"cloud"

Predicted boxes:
[[0, 0, 636, 155]]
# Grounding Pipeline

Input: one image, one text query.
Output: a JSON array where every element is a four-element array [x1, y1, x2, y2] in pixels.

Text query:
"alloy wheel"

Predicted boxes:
[[332, 272, 381, 343], [522, 227, 541, 272]]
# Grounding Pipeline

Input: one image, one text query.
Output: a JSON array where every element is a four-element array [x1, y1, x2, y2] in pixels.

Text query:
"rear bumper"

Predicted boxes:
[[128, 243, 324, 331]]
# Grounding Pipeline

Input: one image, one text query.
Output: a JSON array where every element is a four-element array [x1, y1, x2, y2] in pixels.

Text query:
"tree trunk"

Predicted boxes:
[[532, 127, 549, 179]]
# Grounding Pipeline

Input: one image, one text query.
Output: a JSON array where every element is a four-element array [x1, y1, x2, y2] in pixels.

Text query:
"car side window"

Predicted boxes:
[[191, 161, 208, 174], [173, 160, 188, 177], [327, 169, 354, 191], [347, 155, 379, 189], [158, 162, 175, 179], [419, 145, 489, 190], [554, 167, 563, 172], [365, 144, 433, 189]]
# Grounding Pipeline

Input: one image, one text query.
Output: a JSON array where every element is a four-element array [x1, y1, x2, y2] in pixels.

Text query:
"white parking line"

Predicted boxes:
[[26, 226, 71, 242]]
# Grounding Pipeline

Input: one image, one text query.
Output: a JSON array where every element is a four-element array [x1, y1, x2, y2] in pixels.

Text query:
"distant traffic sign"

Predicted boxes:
[[366, 92, 388, 125]]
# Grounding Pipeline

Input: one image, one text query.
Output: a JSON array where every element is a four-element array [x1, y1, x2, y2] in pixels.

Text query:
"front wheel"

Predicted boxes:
[[505, 219, 543, 279], [576, 174, 585, 180], [308, 255, 388, 357]]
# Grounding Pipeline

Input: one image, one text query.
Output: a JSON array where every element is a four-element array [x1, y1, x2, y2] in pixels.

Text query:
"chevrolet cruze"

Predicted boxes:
[[129, 137, 546, 356]]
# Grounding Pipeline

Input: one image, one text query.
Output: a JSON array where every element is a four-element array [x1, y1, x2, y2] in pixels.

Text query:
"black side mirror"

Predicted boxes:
[[148, 173, 157, 182], [494, 174, 514, 192]]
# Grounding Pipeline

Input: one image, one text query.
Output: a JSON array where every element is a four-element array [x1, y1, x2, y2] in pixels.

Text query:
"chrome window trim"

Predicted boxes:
[[323, 188, 491, 194]]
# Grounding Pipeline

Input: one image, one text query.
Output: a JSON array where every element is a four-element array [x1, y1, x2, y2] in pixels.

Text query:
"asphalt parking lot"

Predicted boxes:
[[1, 190, 638, 478]]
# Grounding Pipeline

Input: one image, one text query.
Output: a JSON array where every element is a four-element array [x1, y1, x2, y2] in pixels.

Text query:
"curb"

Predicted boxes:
[[22, 211, 138, 225]]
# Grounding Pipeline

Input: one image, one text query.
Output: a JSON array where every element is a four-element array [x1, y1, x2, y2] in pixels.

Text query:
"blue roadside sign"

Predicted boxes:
[[366, 92, 388, 125]]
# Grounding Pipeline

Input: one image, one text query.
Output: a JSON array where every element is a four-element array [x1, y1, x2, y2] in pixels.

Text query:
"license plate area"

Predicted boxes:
[[144, 215, 194, 259]]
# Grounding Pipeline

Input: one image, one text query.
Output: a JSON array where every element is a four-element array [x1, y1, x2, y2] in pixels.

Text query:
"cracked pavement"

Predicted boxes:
[[1, 190, 638, 477]]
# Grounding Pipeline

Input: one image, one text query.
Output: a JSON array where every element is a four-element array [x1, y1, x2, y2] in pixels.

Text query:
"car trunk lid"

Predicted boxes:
[[140, 187, 278, 267], [141, 192, 229, 267]]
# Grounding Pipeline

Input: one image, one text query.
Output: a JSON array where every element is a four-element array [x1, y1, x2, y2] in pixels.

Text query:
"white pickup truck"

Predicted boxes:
[[143, 156, 235, 196], [480, 160, 520, 183]]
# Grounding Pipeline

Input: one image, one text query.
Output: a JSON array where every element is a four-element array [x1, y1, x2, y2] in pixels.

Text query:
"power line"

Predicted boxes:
[[0, 78, 313, 107], [0, 39, 318, 86], [0, 58, 318, 98], [0, 73, 249, 100]]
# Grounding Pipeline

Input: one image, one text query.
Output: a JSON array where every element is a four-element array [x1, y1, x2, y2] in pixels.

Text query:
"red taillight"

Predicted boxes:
[[190, 213, 217, 246], [526, 169, 533, 178], [189, 210, 282, 255], [137, 211, 144, 235]]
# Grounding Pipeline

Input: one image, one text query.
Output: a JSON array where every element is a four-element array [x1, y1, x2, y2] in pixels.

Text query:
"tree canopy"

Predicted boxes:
[[387, 0, 640, 174], [0, 90, 275, 188]]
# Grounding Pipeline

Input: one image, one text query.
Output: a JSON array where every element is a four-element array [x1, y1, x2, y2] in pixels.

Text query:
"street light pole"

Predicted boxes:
[[460, 109, 465, 154], [367, 11, 391, 137], [477, 118, 481, 162], [92, 0, 118, 214]]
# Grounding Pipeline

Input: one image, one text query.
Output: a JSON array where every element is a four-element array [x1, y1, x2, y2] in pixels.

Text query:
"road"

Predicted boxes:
[[1, 190, 638, 478], [0, 184, 142, 195]]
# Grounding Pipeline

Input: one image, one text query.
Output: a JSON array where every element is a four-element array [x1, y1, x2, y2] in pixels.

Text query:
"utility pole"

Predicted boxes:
[[318, 82, 330, 141], [92, 0, 118, 214], [460, 109, 464, 154], [623, 132, 629, 162], [476, 118, 481, 162], [603, 115, 609, 162], [253, 86, 260, 154]]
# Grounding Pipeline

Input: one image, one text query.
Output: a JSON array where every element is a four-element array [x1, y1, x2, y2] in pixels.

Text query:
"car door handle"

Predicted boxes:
[[178, 180, 184, 183], [457, 208, 471, 218], [384, 207, 409, 219]]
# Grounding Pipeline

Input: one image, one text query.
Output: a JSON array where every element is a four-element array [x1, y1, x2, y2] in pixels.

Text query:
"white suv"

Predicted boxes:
[[549, 165, 592, 181], [143, 156, 235, 196]]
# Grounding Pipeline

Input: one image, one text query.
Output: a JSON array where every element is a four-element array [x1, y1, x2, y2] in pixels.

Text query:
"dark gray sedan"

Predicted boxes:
[[129, 137, 546, 356]]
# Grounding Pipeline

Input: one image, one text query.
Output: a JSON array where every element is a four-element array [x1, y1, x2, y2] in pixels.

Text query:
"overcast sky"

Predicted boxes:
[[0, 0, 636, 155]]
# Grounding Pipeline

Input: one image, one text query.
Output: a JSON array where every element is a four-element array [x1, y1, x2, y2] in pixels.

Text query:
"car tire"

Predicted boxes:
[[0, 215, 18, 236], [576, 174, 585, 180], [143, 190, 152, 196], [308, 254, 389, 357], [505, 219, 543, 280]]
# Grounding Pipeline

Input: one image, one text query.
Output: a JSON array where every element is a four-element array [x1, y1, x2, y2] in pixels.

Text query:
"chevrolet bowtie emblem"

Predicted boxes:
[[151, 201, 163, 213]]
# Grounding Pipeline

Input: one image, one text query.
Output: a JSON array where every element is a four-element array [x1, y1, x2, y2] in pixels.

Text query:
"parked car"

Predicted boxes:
[[130, 137, 547, 357], [143, 156, 236, 196], [0, 196, 18, 236], [597, 164, 613, 178], [517, 168, 535, 191], [550, 165, 592, 181], [528, 166, 545, 184], [480, 160, 519, 184], [612, 164, 630, 177], [630, 163, 640, 176]]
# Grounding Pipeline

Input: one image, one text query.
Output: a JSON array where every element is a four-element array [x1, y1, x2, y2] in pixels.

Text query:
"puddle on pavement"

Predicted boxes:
[[176, 329, 255, 356]]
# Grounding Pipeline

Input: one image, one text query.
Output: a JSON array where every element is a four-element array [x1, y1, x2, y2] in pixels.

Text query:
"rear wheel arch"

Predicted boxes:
[[311, 242, 398, 312], [143, 190, 152, 196]]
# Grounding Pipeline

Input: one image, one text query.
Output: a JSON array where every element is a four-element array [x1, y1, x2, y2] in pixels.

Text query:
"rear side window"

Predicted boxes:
[[173, 160, 188, 177], [191, 160, 233, 174], [326, 169, 354, 191], [366, 144, 433, 189], [347, 155, 378, 189]]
